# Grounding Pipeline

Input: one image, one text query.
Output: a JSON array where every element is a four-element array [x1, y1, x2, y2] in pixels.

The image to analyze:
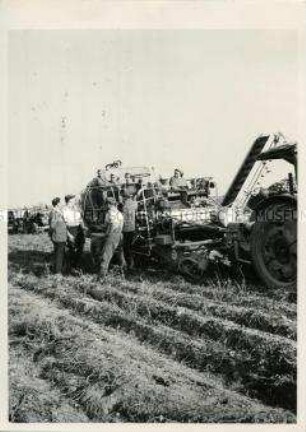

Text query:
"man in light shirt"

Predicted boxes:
[[48, 197, 67, 274], [62, 194, 85, 270], [169, 168, 189, 206], [169, 168, 188, 189], [98, 197, 125, 280]]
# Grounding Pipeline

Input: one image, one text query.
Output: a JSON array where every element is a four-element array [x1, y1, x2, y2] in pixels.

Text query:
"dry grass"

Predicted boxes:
[[9, 286, 294, 423], [113, 280, 296, 339], [8, 233, 297, 422], [9, 343, 89, 423]]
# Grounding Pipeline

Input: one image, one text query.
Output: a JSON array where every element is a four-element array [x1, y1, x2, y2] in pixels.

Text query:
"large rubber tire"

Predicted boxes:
[[250, 202, 297, 290]]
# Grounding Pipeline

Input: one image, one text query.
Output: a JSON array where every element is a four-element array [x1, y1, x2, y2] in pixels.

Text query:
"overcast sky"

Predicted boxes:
[[8, 29, 299, 207]]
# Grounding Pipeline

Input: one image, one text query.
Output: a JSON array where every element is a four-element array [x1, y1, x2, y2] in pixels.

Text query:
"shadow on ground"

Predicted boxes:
[[8, 245, 294, 302], [8, 249, 94, 277]]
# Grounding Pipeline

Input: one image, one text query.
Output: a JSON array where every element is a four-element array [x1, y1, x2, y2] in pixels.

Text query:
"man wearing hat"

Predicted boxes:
[[98, 197, 125, 280], [48, 197, 67, 274], [62, 194, 85, 270]]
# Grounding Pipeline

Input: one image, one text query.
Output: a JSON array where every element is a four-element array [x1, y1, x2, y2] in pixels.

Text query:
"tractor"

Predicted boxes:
[[222, 134, 297, 290]]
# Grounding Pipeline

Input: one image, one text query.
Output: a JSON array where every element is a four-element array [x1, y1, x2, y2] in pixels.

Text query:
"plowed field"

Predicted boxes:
[[8, 234, 297, 423]]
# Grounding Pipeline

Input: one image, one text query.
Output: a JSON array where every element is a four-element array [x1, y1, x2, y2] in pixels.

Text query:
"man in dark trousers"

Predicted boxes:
[[48, 197, 67, 274], [122, 192, 138, 269], [62, 194, 86, 270]]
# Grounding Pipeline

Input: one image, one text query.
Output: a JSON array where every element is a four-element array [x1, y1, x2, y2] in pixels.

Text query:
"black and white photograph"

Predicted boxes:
[[1, 1, 305, 429]]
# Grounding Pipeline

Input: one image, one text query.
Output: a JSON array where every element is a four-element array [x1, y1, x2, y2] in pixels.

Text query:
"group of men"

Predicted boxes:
[[90, 168, 189, 194], [48, 195, 86, 275], [89, 169, 139, 194], [48, 167, 187, 279], [48, 186, 138, 280]]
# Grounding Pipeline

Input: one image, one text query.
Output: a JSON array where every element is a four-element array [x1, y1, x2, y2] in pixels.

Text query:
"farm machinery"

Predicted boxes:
[[8, 208, 49, 234], [81, 132, 297, 290]]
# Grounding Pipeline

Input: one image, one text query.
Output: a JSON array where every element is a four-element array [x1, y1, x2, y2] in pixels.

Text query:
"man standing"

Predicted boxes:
[[22, 208, 30, 233], [98, 197, 125, 280], [48, 197, 67, 274], [136, 177, 145, 194], [108, 173, 119, 186], [108, 172, 122, 205], [122, 192, 138, 269], [87, 169, 108, 187], [121, 172, 137, 197], [62, 194, 86, 270]]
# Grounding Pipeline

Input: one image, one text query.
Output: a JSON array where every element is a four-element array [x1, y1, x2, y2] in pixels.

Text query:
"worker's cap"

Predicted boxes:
[[105, 197, 117, 206], [124, 172, 131, 177], [52, 197, 61, 206], [64, 194, 75, 203]]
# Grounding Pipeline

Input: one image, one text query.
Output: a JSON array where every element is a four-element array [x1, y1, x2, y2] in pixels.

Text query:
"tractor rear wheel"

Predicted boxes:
[[250, 202, 297, 291]]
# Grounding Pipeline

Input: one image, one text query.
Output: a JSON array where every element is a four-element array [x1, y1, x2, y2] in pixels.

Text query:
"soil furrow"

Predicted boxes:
[[111, 280, 296, 339], [10, 275, 296, 411], [129, 274, 297, 318], [9, 286, 294, 423], [9, 344, 89, 423]]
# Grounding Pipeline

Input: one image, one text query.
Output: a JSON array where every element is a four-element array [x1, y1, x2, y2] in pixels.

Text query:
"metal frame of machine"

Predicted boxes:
[[81, 132, 297, 290]]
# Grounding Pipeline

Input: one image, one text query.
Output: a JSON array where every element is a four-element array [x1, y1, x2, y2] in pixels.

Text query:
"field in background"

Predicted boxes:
[[8, 233, 297, 423]]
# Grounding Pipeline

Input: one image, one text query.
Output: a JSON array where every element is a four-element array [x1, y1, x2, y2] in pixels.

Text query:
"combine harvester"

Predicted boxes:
[[81, 132, 297, 291]]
